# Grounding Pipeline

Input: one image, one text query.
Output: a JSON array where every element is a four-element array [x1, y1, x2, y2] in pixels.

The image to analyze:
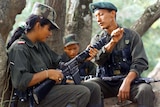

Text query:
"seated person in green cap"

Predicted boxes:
[[7, 2, 102, 107], [88, 1, 154, 107], [61, 34, 96, 78]]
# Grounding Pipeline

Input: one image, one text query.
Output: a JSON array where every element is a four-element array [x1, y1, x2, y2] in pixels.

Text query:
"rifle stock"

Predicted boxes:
[[33, 79, 56, 104]]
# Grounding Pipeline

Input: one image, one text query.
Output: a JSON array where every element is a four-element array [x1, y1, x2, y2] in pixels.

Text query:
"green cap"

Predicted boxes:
[[63, 34, 79, 47], [31, 2, 59, 29], [89, 2, 117, 13]]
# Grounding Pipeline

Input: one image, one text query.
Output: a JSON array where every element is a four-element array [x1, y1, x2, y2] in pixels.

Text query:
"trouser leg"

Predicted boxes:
[[16, 79, 111, 107], [38, 84, 90, 107], [87, 77, 119, 98], [81, 81, 102, 107], [130, 83, 155, 107]]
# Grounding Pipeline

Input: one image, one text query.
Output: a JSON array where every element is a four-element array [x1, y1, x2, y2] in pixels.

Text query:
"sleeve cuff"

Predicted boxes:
[[19, 72, 34, 91], [130, 69, 140, 77]]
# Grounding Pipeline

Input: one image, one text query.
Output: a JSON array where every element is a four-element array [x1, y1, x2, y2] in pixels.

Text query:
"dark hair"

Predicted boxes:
[[107, 9, 117, 19], [7, 14, 53, 49]]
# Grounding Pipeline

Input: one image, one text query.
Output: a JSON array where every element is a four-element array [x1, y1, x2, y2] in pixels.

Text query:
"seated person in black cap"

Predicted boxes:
[[88, 1, 154, 107], [61, 34, 96, 79]]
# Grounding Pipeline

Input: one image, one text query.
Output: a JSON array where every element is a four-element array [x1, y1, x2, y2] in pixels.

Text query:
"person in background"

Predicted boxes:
[[88, 1, 154, 107], [7, 2, 102, 107], [61, 34, 96, 77]]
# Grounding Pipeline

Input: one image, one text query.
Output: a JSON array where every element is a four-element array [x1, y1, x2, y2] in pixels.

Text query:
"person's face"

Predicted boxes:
[[37, 24, 53, 42], [64, 44, 80, 59], [94, 9, 116, 29]]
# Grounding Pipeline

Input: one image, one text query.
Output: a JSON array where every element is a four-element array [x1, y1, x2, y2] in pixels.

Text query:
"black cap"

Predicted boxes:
[[89, 2, 117, 13]]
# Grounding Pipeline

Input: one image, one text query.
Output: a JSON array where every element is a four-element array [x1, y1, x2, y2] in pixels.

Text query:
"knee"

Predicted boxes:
[[79, 86, 91, 98], [66, 86, 91, 107], [137, 83, 154, 98], [135, 84, 155, 107], [84, 86, 91, 97], [139, 84, 153, 94], [83, 81, 101, 93], [79, 86, 91, 105]]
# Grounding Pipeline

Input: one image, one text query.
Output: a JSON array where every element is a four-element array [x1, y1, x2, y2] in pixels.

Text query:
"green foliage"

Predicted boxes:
[[93, 0, 160, 77]]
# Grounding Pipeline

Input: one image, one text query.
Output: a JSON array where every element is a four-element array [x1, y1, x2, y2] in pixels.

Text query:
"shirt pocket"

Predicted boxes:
[[32, 63, 47, 73]]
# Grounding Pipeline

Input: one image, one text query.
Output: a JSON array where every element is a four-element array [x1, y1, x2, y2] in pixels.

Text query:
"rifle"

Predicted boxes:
[[134, 77, 160, 84], [101, 75, 160, 84], [33, 35, 108, 104], [102, 75, 126, 81]]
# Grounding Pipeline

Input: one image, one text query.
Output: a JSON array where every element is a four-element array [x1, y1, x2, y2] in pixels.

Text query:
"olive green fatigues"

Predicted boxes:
[[88, 28, 155, 107], [8, 35, 102, 107]]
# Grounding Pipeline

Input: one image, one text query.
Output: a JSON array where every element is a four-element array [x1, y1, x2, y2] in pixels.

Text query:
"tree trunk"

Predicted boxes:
[[0, 0, 26, 106], [0, 34, 8, 105], [45, 0, 66, 54], [0, 0, 26, 41], [65, 0, 92, 51], [130, 0, 160, 36]]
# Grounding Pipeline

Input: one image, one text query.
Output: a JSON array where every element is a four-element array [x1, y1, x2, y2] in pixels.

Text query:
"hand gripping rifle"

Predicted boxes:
[[33, 35, 108, 104]]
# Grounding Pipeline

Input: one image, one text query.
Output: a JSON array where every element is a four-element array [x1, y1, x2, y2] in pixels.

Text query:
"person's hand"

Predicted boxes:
[[117, 78, 131, 102], [47, 69, 64, 84], [111, 28, 124, 43], [87, 47, 98, 61], [66, 79, 74, 84]]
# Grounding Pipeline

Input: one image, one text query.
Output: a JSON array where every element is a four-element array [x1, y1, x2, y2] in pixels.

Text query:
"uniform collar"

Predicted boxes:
[[62, 52, 71, 61], [21, 34, 38, 48]]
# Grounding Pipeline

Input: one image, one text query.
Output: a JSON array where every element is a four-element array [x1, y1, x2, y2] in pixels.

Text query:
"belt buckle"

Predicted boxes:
[[114, 70, 121, 75]]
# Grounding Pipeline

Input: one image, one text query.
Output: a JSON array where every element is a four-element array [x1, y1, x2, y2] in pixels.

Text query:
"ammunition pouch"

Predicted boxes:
[[11, 89, 34, 107], [12, 89, 28, 102], [98, 44, 131, 77]]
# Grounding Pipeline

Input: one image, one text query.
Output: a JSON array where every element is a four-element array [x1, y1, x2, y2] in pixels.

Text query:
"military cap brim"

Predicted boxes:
[[65, 41, 79, 47], [50, 20, 60, 29], [89, 2, 117, 13]]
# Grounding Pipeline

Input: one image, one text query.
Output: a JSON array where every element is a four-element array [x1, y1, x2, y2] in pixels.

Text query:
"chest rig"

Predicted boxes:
[[98, 34, 132, 77]]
